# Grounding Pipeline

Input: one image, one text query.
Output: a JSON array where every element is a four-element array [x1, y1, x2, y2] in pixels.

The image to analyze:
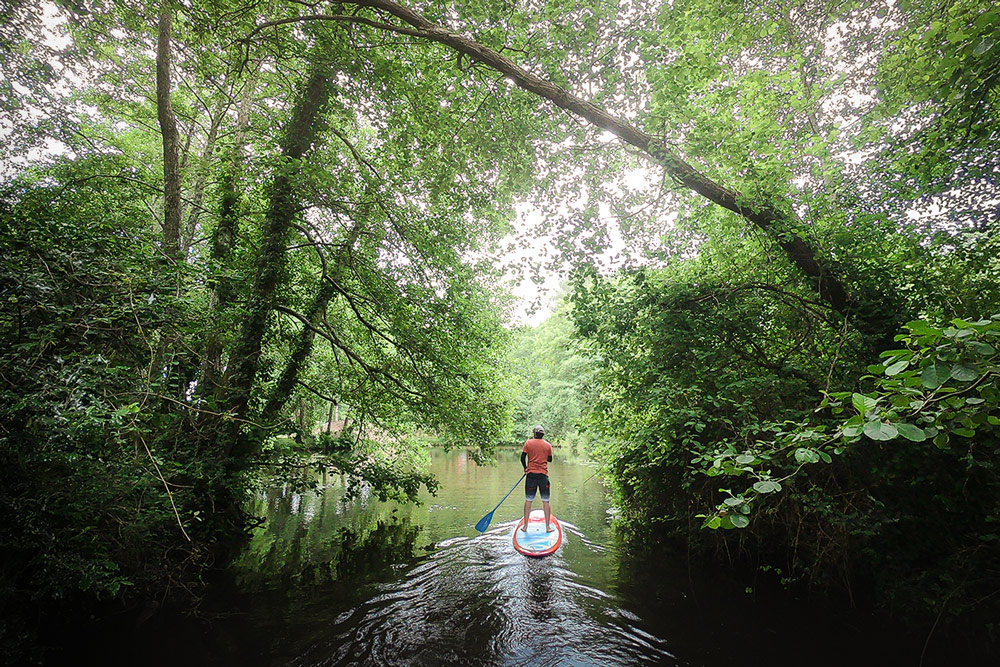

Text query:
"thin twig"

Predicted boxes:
[[140, 435, 191, 542]]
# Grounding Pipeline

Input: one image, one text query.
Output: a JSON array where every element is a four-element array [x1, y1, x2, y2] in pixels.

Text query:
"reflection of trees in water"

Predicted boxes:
[[232, 515, 420, 591], [334, 519, 418, 580]]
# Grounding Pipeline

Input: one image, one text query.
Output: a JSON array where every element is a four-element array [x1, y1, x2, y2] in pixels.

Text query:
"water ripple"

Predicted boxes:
[[287, 519, 680, 667]]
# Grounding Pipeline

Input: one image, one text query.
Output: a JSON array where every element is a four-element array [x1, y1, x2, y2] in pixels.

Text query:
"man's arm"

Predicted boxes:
[[521, 451, 527, 470]]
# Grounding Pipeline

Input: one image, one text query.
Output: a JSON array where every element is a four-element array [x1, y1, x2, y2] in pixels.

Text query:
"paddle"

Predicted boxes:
[[475, 472, 526, 533]]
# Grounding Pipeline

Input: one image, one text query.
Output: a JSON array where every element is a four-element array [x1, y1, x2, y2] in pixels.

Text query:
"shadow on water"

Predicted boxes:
[[66, 513, 426, 667], [609, 544, 926, 667]]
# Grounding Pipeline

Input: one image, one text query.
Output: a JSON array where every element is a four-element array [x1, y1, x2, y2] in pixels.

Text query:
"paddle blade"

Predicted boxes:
[[474, 510, 494, 533]]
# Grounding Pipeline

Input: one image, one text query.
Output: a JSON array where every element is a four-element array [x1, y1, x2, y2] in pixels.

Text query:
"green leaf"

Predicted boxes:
[[895, 423, 926, 442], [950, 364, 979, 382], [794, 448, 821, 464], [974, 37, 996, 57], [753, 480, 778, 493], [885, 359, 910, 376], [852, 393, 877, 416], [968, 341, 996, 355], [905, 321, 939, 336], [864, 420, 899, 441], [730, 513, 749, 528], [921, 363, 951, 388], [723, 497, 743, 506], [735, 454, 754, 465]]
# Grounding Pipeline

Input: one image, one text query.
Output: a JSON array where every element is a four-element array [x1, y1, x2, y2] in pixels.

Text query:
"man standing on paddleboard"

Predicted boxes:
[[521, 425, 554, 533]]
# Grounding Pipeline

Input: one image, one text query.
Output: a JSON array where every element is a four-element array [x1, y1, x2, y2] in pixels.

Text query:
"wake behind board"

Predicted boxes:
[[512, 509, 563, 557]]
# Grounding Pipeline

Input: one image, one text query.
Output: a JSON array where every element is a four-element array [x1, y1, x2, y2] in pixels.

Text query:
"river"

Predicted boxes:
[[84, 446, 942, 666]]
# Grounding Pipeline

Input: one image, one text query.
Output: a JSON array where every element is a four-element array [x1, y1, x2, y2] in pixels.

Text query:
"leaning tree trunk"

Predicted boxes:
[[203, 74, 256, 399], [260, 217, 365, 422], [180, 95, 226, 255], [338, 0, 851, 317], [221, 62, 335, 458]]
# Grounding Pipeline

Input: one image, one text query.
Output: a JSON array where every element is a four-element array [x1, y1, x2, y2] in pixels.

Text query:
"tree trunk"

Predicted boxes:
[[222, 63, 334, 457], [260, 221, 364, 422], [181, 95, 227, 254], [155, 2, 182, 259], [203, 75, 256, 399], [294, 397, 305, 444]]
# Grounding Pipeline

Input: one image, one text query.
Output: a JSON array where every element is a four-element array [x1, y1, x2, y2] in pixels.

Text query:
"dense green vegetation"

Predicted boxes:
[[557, 0, 1000, 643], [1, 0, 998, 659], [1, 0, 532, 656], [507, 301, 594, 446]]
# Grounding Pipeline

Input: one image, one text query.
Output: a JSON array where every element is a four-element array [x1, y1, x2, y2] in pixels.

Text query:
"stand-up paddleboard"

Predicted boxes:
[[512, 509, 563, 557]]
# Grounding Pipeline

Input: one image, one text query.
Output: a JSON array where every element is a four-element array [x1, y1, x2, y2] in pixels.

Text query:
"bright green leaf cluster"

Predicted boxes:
[[703, 315, 1000, 528]]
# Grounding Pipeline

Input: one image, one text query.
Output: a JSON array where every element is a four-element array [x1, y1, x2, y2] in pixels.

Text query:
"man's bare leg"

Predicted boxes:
[[543, 500, 553, 532], [522, 500, 532, 532]]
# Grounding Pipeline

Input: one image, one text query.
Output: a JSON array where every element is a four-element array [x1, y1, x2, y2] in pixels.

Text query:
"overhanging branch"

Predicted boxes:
[[273, 304, 424, 400], [243, 1, 854, 317]]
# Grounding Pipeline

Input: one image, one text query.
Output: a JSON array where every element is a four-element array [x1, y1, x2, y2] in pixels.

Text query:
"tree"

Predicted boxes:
[[264, 0, 860, 324], [0, 2, 540, 652], [558, 0, 1000, 640], [155, 1, 182, 258], [2, 0, 998, 656]]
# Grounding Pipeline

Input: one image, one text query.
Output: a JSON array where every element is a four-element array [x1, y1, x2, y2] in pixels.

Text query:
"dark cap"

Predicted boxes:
[[533, 425, 545, 437]]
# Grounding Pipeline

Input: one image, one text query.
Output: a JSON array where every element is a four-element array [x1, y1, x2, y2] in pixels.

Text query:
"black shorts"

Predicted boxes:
[[525, 473, 550, 502]]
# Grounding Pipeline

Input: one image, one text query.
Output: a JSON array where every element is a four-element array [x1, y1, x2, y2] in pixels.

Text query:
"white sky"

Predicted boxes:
[[502, 161, 657, 326]]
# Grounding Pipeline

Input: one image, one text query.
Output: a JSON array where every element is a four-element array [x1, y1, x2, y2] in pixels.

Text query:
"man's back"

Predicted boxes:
[[522, 437, 552, 475]]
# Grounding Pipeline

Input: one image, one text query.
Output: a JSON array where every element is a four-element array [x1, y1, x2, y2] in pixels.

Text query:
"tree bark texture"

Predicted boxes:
[[222, 64, 334, 456], [344, 0, 850, 316], [156, 3, 182, 259]]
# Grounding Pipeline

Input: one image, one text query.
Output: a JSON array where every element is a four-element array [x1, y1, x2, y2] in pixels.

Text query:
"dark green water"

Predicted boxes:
[[81, 447, 951, 666]]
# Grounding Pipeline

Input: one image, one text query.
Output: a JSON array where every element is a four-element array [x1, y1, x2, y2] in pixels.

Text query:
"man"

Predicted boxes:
[[521, 425, 554, 533]]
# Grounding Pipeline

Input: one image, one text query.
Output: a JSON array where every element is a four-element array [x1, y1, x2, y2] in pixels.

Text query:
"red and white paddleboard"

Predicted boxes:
[[512, 509, 563, 557]]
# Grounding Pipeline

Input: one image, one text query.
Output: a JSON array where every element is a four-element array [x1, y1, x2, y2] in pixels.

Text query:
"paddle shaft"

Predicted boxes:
[[475, 473, 525, 532], [494, 472, 526, 512]]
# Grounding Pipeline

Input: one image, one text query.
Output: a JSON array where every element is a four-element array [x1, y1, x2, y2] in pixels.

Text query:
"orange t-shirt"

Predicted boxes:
[[522, 438, 552, 475]]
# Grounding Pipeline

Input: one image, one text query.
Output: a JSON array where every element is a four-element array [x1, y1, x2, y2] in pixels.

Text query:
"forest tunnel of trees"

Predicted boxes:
[[1, 0, 999, 660]]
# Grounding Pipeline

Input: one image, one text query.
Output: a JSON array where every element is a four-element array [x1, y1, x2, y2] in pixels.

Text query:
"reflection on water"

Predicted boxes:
[[286, 523, 677, 666], [77, 447, 940, 666], [221, 448, 680, 665], [232, 476, 422, 591]]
